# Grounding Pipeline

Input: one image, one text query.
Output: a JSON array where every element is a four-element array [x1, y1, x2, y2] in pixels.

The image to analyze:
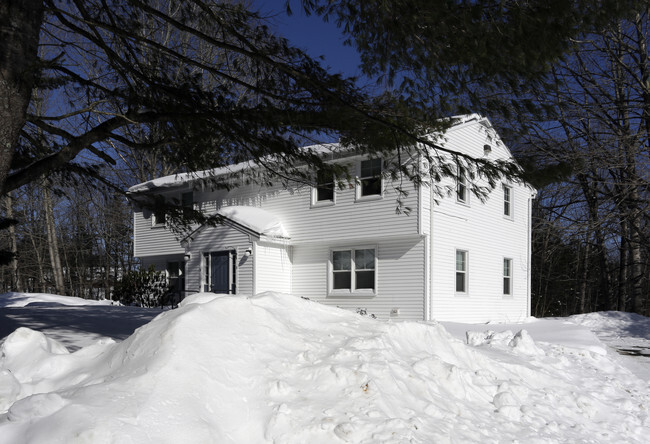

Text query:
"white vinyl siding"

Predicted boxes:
[[292, 236, 425, 320], [254, 241, 292, 294], [133, 209, 185, 257], [429, 119, 531, 323]]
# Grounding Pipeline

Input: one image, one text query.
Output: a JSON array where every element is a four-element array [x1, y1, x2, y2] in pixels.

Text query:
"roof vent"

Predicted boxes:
[[483, 144, 492, 156]]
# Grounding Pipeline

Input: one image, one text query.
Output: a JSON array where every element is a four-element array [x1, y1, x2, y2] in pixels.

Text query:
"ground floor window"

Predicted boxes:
[[203, 250, 236, 294], [331, 247, 376, 294], [167, 261, 185, 293], [456, 250, 468, 293], [503, 258, 512, 295]]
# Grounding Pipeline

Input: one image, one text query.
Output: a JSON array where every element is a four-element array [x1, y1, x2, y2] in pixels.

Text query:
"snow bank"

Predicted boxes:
[[1, 293, 648, 443], [0, 292, 113, 308]]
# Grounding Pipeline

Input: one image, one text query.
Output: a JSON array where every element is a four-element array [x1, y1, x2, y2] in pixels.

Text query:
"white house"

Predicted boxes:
[[129, 115, 535, 322]]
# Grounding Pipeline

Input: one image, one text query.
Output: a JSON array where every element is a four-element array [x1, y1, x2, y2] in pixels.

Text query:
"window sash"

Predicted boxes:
[[503, 258, 512, 295], [315, 170, 335, 202], [359, 159, 382, 197], [456, 250, 467, 292], [503, 186, 512, 217], [331, 248, 376, 293], [182, 192, 193, 218], [152, 208, 166, 226], [457, 176, 467, 203]]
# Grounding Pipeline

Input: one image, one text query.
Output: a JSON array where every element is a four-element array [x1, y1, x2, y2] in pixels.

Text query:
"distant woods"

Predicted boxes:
[[0, 181, 133, 299], [520, 8, 650, 317]]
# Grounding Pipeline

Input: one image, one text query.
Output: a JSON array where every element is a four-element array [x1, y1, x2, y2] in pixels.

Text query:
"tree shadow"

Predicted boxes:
[[0, 305, 161, 352]]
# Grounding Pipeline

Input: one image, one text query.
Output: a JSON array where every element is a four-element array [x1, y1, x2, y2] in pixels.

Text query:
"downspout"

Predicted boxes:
[[527, 193, 535, 317], [419, 153, 432, 322], [251, 236, 257, 296]]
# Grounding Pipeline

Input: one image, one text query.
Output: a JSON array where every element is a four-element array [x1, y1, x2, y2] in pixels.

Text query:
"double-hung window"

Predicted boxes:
[[457, 175, 468, 204], [182, 191, 194, 218], [331, 248, 376, 295], [503, 185, 512, 218], [359, 158, 382, 198], [314, 169, 335, 204], [152, 208, 166, 227], [456, 250, 468, 293], [503, 258, 512, 295]]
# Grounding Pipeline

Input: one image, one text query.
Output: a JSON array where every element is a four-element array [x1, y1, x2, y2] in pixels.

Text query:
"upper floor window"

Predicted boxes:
[[457, 175, 468, 204], [315, 169, 335, 203], [152, 208, 166, 227], [182, 191, 193, 218], [331, 247, 376, 295], [503, 185, 512, 218], [359, 158, 382, 197], [503, 258, 512, 295], [456, 250, 468, 293]]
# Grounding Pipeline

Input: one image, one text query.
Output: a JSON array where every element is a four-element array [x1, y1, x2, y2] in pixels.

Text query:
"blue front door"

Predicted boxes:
[[205, 251, 236, 294]]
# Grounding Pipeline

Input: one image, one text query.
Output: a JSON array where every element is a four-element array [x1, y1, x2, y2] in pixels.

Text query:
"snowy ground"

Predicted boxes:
[[0, 292, 648, 443]]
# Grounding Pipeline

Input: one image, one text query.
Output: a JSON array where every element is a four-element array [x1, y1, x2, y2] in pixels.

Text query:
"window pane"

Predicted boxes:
[[503, 277, 511, 295], [356, 270, 375, 289], [154, 208, 165, 225], [316, 170, 334, 201], [456, 251, 466, 271], [333, 272, 352, 289], [355, 249, 375, 270], [361, 177, 381, 196], [504, 187, 511, 216], [457, 176, 466, 202], [317, 185, 334, 201], [456, 272, 466, 292], [361, 158, 382, 177], [333, 250, 351, 270], [182, 192, 193, 217], [167, 262, 179, 278], [503, 259, 511, 277]]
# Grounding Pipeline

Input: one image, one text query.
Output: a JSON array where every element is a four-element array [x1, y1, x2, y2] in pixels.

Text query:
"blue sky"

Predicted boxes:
[[257, 3, 364, 79]]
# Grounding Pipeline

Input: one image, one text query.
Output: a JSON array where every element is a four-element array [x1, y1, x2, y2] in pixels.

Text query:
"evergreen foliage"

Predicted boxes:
[[113, 265, 168, 307]]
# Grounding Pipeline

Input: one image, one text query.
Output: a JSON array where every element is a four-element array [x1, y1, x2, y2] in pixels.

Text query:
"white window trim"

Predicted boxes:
[[455, 249, 468, 294], [503, 184, 513, 219], [202, 250, 237, 294], [456, 175, 469, 205], [355, 158, 384, 202], [311, 183, 336, 207], [328, 245, 378, 297], [503, 257, 513, 297]]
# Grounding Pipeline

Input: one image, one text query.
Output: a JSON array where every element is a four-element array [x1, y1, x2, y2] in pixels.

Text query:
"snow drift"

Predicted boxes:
[[1, 292, 648, 443]]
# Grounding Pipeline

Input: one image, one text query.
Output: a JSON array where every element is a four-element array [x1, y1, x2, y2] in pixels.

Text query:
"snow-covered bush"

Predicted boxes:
[[113, 266, 168, 307]]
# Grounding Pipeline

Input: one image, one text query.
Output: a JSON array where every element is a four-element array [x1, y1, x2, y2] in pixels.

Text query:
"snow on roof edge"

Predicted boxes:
[[127, 116, 489, 194]]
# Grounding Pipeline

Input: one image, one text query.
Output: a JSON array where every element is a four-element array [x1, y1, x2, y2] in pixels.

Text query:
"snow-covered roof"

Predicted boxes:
[[127, 115, 489, 194], [127, 161, 254, 194], [216, 206, 288, 238], [180, 205, 289, 245]]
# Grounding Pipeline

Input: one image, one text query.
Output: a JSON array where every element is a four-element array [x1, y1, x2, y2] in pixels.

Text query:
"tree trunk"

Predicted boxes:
[[43, 185, 65, 295], [0, 0, 44, 194], [3, 192, 21, 291]]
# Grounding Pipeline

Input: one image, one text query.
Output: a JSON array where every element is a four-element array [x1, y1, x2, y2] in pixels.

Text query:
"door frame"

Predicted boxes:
[[203, 250, 237, 294]]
